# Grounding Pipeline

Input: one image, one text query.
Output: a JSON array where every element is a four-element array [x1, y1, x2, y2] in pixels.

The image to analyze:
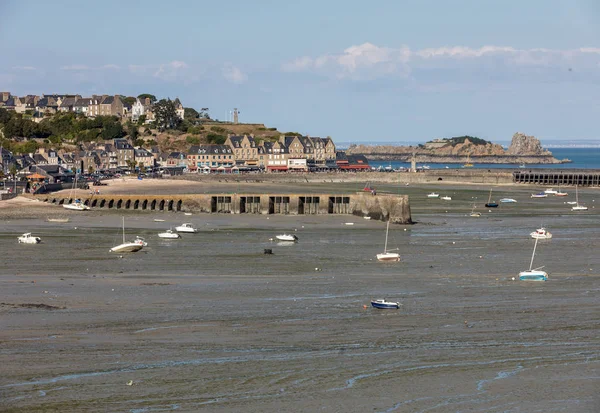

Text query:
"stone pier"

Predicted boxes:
[[39, 192, 412, 224]]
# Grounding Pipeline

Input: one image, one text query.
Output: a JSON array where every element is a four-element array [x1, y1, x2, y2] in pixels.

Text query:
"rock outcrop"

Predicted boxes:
[[345, 133, 569, 164], [507, 133, 551, 155]]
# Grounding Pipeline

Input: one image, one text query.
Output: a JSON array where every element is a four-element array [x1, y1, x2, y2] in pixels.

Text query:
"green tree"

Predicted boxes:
[[88, 165, 94, 174], [136, 114, 146, 126], [137, 94, 157, 103], [9, 164, 17, 179], [186, 135, 201, 145], [122, 96, 136, 106], [0, 108, 11, 124], [207, 133, 226, 144], [184, 107, 199, 120], [126, 121, 139, 140], [153, 99, 181, 130], [126, 159, 137, 171], [101, 121, 125, 140]]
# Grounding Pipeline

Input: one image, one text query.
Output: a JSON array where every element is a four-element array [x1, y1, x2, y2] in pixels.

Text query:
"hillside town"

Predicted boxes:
[[0, 91, 370, 189]]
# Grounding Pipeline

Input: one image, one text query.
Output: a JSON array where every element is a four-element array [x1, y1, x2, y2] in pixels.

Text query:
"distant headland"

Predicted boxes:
[[346, 133, 571, 164]]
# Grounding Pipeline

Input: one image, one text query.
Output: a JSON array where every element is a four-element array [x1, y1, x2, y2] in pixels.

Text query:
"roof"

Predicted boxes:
[[114, 139, 133, 150], [60, 97, 77, 107], [189, 145, 232, 155], [74, 98, 90, 107], [227, 135, 256, 148], [101, 96, 115, 105]]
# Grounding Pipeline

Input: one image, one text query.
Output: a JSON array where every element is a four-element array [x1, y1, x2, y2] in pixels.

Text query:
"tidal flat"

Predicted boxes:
[[1, 182, 599, 412]]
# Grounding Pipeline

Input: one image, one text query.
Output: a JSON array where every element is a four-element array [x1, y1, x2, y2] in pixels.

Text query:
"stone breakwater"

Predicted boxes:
[[37, 192, 413, 224], [346, 152, 568, 164]]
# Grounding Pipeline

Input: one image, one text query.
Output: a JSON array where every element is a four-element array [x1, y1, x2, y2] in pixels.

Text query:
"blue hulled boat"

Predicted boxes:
[[371, 299, 400, 309]]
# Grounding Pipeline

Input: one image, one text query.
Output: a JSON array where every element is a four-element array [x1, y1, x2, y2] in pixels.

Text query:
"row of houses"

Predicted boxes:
[[2, 135, 369, 182], [0, 92, 184, 123]]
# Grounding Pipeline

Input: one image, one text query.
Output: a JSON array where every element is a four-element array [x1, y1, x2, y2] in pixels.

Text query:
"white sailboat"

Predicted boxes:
[[376, 220, 400, 262], [518, 237, 548, 281], [63, 173, 90, 211], [110, 217, 144, 253], [571, 185, 588, 211], [470, 203, 481, 217]]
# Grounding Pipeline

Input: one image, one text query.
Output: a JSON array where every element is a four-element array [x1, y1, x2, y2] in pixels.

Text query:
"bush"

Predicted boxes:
[[207, 133, 226, 144], [186, 135, 201, 145]]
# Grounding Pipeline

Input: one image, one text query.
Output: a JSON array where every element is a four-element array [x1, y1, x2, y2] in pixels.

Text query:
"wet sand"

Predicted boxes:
[[1, 182, 599, 412]]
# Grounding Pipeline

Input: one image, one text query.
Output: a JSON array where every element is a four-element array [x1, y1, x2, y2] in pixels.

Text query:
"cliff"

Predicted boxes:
[[346, 134, 569, 164]]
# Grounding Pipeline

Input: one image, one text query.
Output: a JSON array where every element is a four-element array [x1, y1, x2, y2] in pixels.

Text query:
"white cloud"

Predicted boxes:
[[282, 43, 600, 80], [60, 64, 89, 71], [153, 61, 189, 81], [12, 66, 36, 71], [222, 65, 248, 84]]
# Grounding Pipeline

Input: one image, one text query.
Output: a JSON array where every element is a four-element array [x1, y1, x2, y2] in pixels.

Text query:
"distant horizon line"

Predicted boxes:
[[336, 140, 600, 149]]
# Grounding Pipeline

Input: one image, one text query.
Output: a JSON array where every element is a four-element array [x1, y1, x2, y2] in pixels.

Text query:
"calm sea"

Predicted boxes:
[[369, 147, 600, 170]]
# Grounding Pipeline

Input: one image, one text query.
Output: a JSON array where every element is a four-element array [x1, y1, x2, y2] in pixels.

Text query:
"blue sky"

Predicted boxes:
[[1, 0, 600, 143]]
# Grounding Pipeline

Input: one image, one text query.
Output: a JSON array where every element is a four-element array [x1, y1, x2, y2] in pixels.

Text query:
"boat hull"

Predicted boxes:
[[376, 253, 400, 262], [110, 243, 143, 253], [485, 203, 499, 208], [275, 235, 298, 242], [500, 198, 517, 203], [175, 227, 197, 233], [18, 237, 41, 244], [519, 270, 548, 281], [63, 203, 90, 211], [371, 300, 400, 309], [158, 233, 180, 239], [571, 206, 588, 211]]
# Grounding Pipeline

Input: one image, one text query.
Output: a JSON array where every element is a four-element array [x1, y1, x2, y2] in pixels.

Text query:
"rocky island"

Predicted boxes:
[[346, 133, 571, 164]]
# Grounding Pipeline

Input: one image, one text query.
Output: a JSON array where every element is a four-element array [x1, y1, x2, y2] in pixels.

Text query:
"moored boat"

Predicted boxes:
[[519, 237, 548, 281], [275, 234, 298, 242], [500, 198, 517, 203], [376, 220, 400, 262], [530, 227, 552, 240], [175, 223, 198, 233], [531, 193, 547, 198], [371, 299, 400, 309], [110, 217, 144, 253], [427, 192, 440, 198], [18, 233, 41, 244], [158, 229, 181, 239]]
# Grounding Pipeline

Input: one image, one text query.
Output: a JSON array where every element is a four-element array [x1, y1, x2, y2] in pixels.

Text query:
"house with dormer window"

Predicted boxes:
[[187, 145, 234, 172], [225, 134, 259, 166]]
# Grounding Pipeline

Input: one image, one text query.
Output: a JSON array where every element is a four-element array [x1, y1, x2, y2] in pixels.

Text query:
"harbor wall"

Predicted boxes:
[[37, 193, 412, 224]]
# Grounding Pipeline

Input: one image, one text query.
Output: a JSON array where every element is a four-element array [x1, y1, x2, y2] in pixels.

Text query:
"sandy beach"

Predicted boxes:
[[1, 179, 599, 412]]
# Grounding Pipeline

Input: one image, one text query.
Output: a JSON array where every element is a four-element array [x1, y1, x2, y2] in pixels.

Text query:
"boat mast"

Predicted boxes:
[[487, 188, 492, 203], [383, 220, 390, 253], [529, 237, 539, 271], [122, 216, 125, 244]]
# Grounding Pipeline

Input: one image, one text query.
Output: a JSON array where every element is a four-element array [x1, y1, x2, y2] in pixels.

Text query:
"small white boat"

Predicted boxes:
[[63, 199, 90, 211], [555, 191, 568, 197], [566, 201, 578, 205], [134, 236, 148, 247], [18, 233, 41, 244], [500, 198, 517, 203], [110, 217, 144, 253], [441, 196, 452, 201], [544, 188, 558, 195], [571, 185, 588, 211], [153, 219, 165, 222], [345, 222, 355, 226], [184, 212, 192, 216], [371, 299, 400, 309], [427, 192, 440, 198], [47, 217, 70, 223], [275, 234, 298, 242], [572, 205, 588, 211], [363, 216, 372, 220], [519, 237, 548, 281], [377, 220, 400, 262], [175, 223, 198, 233], [531, 193, 547, 198], [530, 227, 552, 240], [518, 163, 526, 168], [158, 229, 181, 239]]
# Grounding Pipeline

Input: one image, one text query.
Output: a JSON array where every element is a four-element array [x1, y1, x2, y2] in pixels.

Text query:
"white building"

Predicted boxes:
[[131, 98, 145, 122]]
